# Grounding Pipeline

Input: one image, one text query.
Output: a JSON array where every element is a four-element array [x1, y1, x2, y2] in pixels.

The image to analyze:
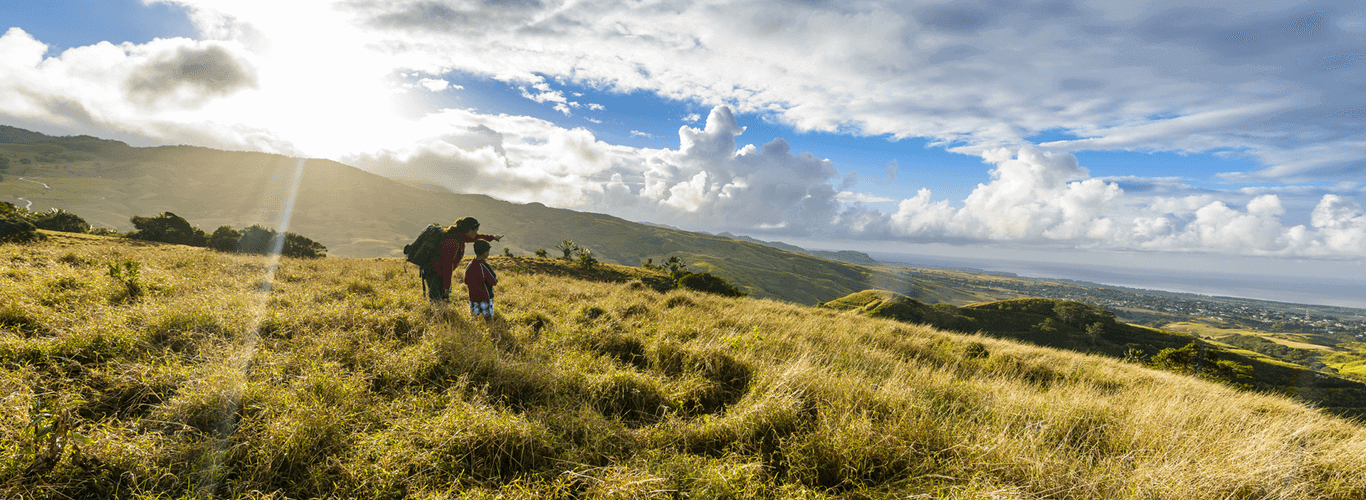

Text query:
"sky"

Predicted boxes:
[[3, 0, 1366, 306]]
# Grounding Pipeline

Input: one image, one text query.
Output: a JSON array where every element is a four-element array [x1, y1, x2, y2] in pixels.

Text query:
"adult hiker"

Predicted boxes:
[[429, 216, 501, 302]]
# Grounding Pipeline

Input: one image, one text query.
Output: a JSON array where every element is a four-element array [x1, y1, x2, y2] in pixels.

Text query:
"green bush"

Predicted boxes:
[[236, 225, 326, 258], [127, 212, 207, 246], [30, 208, 89, 233], [208, 226, 241, 252], [0, 214, 45, 244], [676, 273, 745, 297]]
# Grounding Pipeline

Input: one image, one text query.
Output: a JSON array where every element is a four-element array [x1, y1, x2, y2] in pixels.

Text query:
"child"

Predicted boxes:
[[464, 239, 498, 321], [430, 216, 501, 301]]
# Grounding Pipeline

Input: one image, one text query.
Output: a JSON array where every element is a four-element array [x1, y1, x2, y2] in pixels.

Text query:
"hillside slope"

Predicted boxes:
[[822, 290, 1366, 418], [2, 233, 1365, 498], [0, 126, 924, 304]]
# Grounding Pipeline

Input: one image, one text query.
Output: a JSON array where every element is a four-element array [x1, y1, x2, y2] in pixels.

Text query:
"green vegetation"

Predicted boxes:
[[1, 204, 46, 244], [126, 212, 326, 259], [822, 291, 1366, 417], [2, 232, 1366, 498], [1324, 343, 1366, 379]]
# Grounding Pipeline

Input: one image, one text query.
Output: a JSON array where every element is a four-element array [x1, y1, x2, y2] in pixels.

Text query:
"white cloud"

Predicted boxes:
[[330, 0, 1366, 181], [629, 130, 654, 138], [0, 27, 292, 152], [837, 192, 895, 204], [416, 78, 451, 92], [5, 1, 1366, 262]]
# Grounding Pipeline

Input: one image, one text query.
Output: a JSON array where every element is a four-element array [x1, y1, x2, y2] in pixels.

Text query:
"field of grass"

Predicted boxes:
[[1324, 344, 1366, 378], [4, 232, 1366, 498], [1164, 321, 1334, 351]]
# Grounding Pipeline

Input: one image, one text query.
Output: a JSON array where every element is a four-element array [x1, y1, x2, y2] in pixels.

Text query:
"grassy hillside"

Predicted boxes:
[[822, 290, 1366, 418], [3, 233, 1366, 498], [0, 127, 955, 305]]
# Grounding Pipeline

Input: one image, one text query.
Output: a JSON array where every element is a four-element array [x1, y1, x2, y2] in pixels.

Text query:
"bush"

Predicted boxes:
[[676, 272, 745, 297], [208, 226, 241, 252], [127, 212, 207, 246], [534, 249, 548, 258], [1150, 342, 1253, 386], [577, 248, 598, 269], [30, 208, 89, 233], [0, 215, 45, 244], [557, 239, 576, 260], [281, 232, 327, 259]]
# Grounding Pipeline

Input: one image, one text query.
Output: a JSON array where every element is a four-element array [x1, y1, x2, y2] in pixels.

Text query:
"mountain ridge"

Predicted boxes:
[[0, 125, 920, 304]]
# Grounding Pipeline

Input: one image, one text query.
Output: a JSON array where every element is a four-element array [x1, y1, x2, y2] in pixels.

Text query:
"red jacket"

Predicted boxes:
[[435, 232, 496, 290], [464, 258, 497, 302]]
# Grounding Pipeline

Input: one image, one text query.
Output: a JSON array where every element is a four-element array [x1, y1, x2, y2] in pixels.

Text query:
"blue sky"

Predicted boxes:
[[3, 0, 1366, 305]]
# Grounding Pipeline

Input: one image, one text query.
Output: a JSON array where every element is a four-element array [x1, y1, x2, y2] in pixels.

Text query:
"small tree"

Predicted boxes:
[[664, 255, 687, 278], [0, 215, 44, 244], [235, 225, 326, 258], [30, 208, 89, 233], [676, 272, 745, 297], [0, 201, 19, 218], [576, 247, 598, 269], [127, 212, 207, 246], [235, 224, 278, 255], [1085, 322, 1106, 345], [557, 239, 577, 260], [534, 249, 548, 258], [208, 226, 241, 252], [281, 232, 327, 258], [1149, 342, 1252, 386]]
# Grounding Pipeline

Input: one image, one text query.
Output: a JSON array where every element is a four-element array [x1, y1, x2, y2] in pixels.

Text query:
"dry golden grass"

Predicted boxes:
[[2, 231, 1365, 498]]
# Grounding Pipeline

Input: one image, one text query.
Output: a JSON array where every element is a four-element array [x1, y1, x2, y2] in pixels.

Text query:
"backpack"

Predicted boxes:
[[403, 224, 445, 270]]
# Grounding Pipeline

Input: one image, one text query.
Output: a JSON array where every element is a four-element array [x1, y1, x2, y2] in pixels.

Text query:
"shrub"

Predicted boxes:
[[281, 232, 327, 258], [236, 225, 327, 258], [676, 272, 745, 297], [534, 249, 548, 258], [557, 239, 576, 260], [1150, 342, 1253, 386], [576, 247, 598, 269], [208, 226, 241, 252], [0, 215, 45, 244], [29, 208, 88, 233], [107, 259, 143, 301], [127, 212, 207, 246]]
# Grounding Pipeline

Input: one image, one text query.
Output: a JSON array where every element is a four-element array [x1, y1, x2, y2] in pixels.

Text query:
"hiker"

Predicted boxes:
[[429, 216, 501, 301], [464, 239, 498, 321]]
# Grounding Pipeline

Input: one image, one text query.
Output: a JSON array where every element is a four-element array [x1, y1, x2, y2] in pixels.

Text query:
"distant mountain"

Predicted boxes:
[[715, 232, 810, 254], [1, 126, 930, 304], [714, 231, 885, 267]]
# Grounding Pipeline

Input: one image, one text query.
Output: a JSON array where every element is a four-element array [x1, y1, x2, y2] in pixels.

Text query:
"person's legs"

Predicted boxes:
[[470, 300, 495, 320], [422, 268, 445, 301]]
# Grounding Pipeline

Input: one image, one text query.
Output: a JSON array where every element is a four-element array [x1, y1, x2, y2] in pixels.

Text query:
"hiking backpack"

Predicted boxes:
[[403, 224, 445, 271]]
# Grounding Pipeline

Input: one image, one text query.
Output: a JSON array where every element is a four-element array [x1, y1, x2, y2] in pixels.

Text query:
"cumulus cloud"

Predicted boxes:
[[0, 27, 288, 152], [880, 147, 1122, 241], [416, 78, 452, 92], [331, 0, 1366, 180], [124, 44, 258, 109]]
